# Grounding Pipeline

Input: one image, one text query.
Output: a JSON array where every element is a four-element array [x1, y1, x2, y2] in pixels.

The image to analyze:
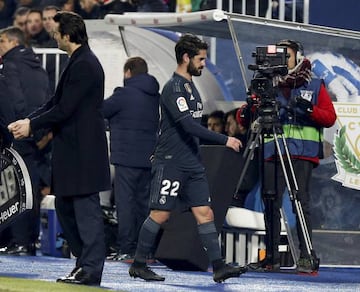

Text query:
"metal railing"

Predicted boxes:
[[216, 0, 309, 24], [33, 48, 67, 88]]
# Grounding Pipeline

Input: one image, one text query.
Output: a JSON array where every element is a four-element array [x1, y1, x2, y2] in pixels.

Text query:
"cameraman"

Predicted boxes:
[[248, 40, 336, 273]]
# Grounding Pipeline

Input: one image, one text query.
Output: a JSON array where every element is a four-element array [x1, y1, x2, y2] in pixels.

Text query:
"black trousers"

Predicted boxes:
[[263, 159, 313, 262], [55, 193, 105, 279], [114, 165, 151, 254]]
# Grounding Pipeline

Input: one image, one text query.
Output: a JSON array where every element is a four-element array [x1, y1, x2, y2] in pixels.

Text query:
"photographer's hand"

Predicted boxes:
[[226, 137, 242, 152], [296, 97, 313, 114]]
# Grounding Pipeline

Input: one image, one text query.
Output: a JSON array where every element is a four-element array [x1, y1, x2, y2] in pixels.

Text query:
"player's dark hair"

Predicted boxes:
[[175, 33, 208, 64]]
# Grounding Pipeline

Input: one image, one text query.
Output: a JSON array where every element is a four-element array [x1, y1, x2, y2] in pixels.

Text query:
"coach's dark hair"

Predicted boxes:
[[175, 33, 208, 64], [53, 11, 88, 45], [0, 26, 26, 46], [124, 56, 148, 77]]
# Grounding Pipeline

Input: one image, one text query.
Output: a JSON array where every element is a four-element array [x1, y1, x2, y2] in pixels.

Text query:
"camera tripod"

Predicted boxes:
[[234, 112, 320, 272]]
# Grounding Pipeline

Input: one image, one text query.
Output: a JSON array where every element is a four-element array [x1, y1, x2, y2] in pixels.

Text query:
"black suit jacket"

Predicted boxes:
[[29, 44, 111, 196]]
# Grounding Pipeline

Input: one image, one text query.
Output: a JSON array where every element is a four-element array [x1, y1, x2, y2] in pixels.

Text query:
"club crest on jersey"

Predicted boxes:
[[300, 90, 313, 101], [184, 83, 195, 100], [159, 196, 166, 205], [176, 96, 189, 112]]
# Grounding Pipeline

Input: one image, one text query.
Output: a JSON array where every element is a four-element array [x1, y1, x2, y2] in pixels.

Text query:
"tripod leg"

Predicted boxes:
[[273, 132, 319, 271], [280, 207, 298, 267], [234, 129, 261, 196], [277, 134, 313, 252]]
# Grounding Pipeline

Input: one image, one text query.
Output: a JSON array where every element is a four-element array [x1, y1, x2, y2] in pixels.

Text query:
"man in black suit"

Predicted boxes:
[[8, 11, 111, 286]]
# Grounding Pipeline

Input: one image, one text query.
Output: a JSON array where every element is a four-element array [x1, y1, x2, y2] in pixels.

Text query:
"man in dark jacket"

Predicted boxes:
[[0, 73, 15, 149], [8, 12, 111, 286], [0, 26, 49, 255], [103, 56, 160, 261]]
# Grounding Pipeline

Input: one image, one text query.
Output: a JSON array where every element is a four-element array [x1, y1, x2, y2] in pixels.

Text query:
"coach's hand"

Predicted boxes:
[[8, 118, 31, 139], [226, 136, 242, 152]]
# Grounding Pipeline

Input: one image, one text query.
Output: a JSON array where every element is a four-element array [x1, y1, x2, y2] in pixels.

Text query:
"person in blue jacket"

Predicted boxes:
[[103, 56, 160, 261]]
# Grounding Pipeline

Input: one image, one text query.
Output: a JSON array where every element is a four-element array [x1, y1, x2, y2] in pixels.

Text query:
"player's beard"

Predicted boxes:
[[187, 59, 203, 76]]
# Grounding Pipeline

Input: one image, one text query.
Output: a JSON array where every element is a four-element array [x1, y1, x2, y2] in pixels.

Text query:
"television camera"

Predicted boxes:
[[246, 45, 289, 127]]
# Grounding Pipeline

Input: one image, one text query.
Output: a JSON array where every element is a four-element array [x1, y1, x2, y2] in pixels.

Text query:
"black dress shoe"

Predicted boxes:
[[129, 263, 165, 281], [0, 244, 36, 256], [213, 263, 247, 283], [56, 267, 101, 286]]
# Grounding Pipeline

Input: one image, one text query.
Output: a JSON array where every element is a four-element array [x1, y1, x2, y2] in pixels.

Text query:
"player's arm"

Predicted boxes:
[[179, 116, 242, 152]]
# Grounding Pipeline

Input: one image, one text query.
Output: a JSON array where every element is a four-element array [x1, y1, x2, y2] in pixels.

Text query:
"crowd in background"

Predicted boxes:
[[0, 0, 304, 29], [0, 0, 213, 26]]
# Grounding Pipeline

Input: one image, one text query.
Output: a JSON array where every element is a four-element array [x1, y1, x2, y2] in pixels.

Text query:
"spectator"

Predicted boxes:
[[26, 8, 53, 47], [207, 110, 225, 134], [42, 5, 60, 35], [12, 6, 30, 32], [103, 56, 160, 262]]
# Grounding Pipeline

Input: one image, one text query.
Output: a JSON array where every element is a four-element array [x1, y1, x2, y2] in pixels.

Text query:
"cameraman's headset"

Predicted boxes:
[[276, 39, 305, 65]]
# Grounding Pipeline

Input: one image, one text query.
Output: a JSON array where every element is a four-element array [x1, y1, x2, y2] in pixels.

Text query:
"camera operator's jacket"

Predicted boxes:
[[263, 78, 336, 165]]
